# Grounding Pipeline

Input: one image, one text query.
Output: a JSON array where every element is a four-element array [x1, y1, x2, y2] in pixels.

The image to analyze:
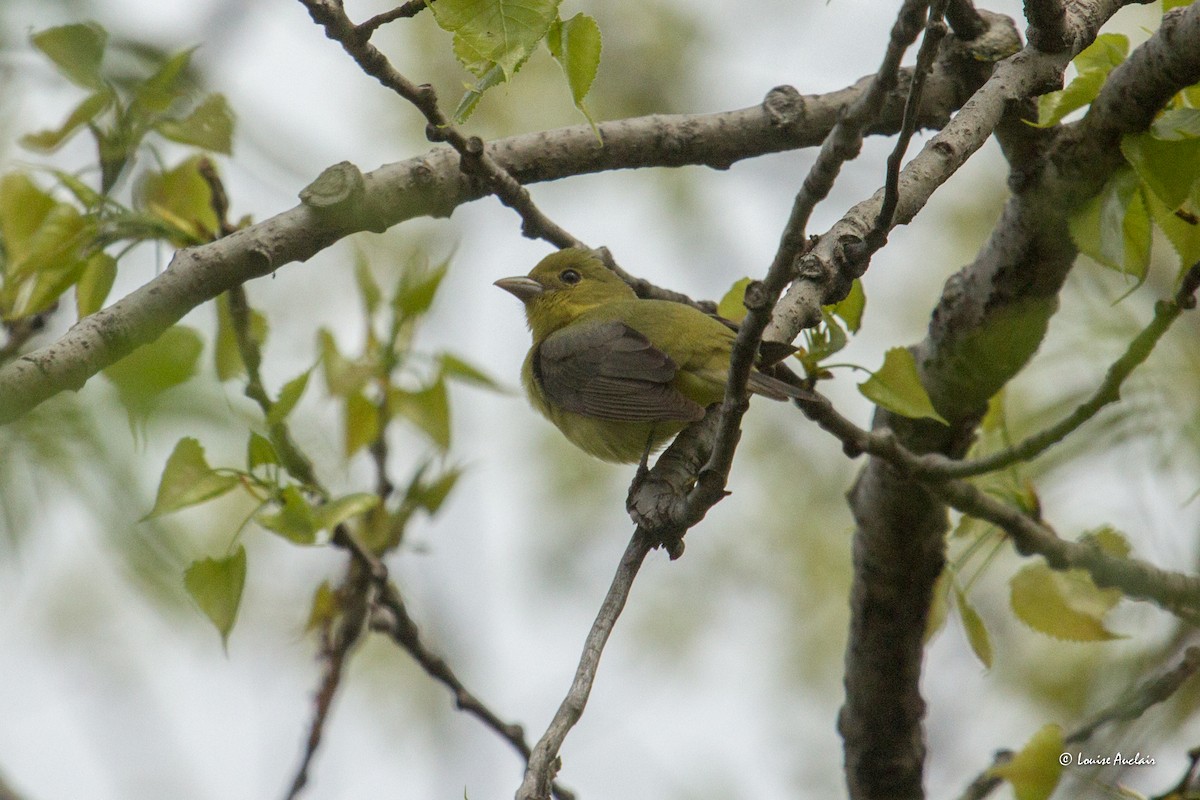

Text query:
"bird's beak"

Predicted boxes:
[[494, 276, 544, 302]]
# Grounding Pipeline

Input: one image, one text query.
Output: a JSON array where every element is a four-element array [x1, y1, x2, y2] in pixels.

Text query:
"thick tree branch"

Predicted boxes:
[[826, 5, 1200, 800], [0, 52, 998, 426]]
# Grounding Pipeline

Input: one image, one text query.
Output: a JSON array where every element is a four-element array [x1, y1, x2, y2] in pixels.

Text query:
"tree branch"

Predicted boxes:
[[957, 646, 1200, 800], [0, 42, 1009, 426], [299, 0, 585, 249], [824, 7, 1200, 796], [369, 584, 575, 800], [516, 531, 654, 800], [912, 260, 1200, 480]]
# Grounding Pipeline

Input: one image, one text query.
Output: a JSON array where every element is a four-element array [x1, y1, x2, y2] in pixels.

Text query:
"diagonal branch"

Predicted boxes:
[[298, 0, 582, 249], [957, 646, 1200, 800], [0, 51, 999, 426], [516, 531, 655, 800], [370, 584, 576, 800], [904, 260, 1200, 480]]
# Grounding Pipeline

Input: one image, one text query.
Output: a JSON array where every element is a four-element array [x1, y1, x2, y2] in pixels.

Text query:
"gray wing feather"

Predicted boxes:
[[535, 321, 705, 422]]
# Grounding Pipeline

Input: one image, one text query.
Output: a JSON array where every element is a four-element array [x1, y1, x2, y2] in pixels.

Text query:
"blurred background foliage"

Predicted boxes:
[[2, 0, 1200, 799]]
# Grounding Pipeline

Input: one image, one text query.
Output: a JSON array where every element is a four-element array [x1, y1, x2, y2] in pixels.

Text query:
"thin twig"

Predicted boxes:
[[792, 390, 1200, 622], [873, 0, 950, 240], [298, 0, 583, 249], [516, 531, 654, 800], [912, 260, 1200, 480], [956, 646, 1200, 800], [661, 0, 936, 561], [204, 158, 541, 798], [284, 561, 373, 800], [787, 0, 931, 245], [357, 0, 428, 39], [370, 586, 575, 800]]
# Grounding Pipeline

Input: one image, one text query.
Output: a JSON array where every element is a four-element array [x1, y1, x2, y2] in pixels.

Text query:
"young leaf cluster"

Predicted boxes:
[[150, 250, 497, 641], [1, 24, 238, 348], [427, 0, 602, 123], [1041, 34, 1200, 283]]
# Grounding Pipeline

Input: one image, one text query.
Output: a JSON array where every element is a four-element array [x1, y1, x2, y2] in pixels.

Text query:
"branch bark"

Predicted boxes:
[[0, 29, 1008, 426], [833, 4, 1200, 800]]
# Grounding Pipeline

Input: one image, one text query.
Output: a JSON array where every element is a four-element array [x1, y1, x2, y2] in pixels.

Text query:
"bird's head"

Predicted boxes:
[[495, 248, 636, 337]]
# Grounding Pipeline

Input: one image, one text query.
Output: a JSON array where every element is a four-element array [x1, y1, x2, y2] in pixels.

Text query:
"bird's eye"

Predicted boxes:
[[559, 269, 581, 285]]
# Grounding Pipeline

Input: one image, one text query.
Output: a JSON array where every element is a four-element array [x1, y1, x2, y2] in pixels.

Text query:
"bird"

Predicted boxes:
[[494, 248, 807, 463]]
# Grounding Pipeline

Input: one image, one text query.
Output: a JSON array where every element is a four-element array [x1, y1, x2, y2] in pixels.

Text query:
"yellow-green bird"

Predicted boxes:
[[495, 248, 806, 463]]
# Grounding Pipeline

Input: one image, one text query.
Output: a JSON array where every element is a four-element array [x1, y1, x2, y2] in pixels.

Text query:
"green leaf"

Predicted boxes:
[[924, 569, 952, 643], [453, 62, 507, 122], [132, 47, 197, 116], [103, 326, 204, 412], [31, 23, 108, 89], [432, 0, 560, 119], [145, 437, 240, 519], [184, 546, 246, 648], [5, 201, 88, 283], [305, 580, 338, 633], [154, 94, 235, 154], [547, 13, 602, 126], [988, 724, 1065, 800], [344, 390, 381, 457], [1121, 129, 1200, 209], [1082, 525, 1131, 558], [858, 348, 948, 424], [410, 466, 462, 515], [318, 329, 375, 396], [1069, 166, 1151, 280], [440, 353, 502, 390], [0, 173, 57, 262], [214, 292, 268, 382], [136, 155, 219, 245], [937, 297, 1056, 406], [808, 311, 848, 363], [826, 278, 866, 333], [354, 254, 382, 317], [1146, 191, 1200, 270], [18, 251, 89, 319], [1010, 560, 1124, 641], [247, 431, 279, 471], [20, 90, 113, 152], [75, 252, 117, 318], [47, 168, 103, 210], [953, 583, 993, 669], [390, 378, 451, 450], [1150, 108, 1200, 141], [266, 370, 312, 427], [314, 492, 380, 531], [716, 277, 752, 324], [1036, 34, 1128, 127], [432, 0, 560, 79], [257, 485, 320, 544], [392, 259, 448, 319]]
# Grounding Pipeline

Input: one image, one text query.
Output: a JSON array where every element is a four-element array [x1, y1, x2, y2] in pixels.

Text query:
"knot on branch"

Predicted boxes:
[[299, 161, 366, 211], [743, 280, 773, 313], [625, 409, 722, 558], [764, 85, 804, 129]]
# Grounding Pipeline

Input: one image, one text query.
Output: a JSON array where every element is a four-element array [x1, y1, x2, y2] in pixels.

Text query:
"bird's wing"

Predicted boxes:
[[534, 320, 706, 422]]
